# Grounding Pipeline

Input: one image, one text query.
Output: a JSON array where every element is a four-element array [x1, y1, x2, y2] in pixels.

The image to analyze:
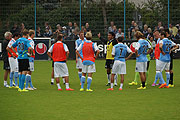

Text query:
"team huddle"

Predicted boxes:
[[2, 28, 179, 92]]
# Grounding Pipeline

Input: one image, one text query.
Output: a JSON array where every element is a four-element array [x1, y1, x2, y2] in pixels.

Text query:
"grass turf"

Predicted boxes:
[[0, 59, 180, 120]]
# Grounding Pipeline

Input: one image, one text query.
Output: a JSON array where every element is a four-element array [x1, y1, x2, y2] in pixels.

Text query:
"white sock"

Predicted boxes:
[[107, 74, 111, 83], [4, 81, 7, 85], [111, 83, 114, 88], [120, 83, 123, 89], [65, 83, 69, 89], [57, 83, 61, 89], [63, 78, 65, 83], [51, 78, 54, 82]]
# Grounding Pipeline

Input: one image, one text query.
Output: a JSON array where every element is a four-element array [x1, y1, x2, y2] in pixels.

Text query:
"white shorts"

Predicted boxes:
[[135, 62, 147, 72], [54, 62, 69, 78], [156, 60, 170, 72], [82, 64, 96, 73], [29, 62, 34, 71], [112, 60, 126, 74], [76, 58, 83, 69], [8, 57, 18, 72]]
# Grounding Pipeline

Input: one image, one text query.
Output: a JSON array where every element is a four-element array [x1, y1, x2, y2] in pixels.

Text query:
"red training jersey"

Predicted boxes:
[[52, 42, 66, 62], [82, 42, 95, 62], [154, 43, 160, 59]]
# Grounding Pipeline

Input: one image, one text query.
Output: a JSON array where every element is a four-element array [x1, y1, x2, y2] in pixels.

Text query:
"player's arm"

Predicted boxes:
[[159, 41, 165, 55], [97, 33, 107, 44], [76, 44, 83, 60], [170, 42, 179, 53], [135, 42, 140, 57], [147, 42, 153, 55], [111, 46, 115, 57], [125, 46, 133, 60], [64, 44, 69, 61], [94, 43, 100, 59], [47, 45, 53, 59], [75, 41, 78, 62]]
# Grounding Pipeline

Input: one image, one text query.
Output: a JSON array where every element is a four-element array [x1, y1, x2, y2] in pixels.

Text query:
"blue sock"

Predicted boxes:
[[28, 75, 34, 88], [19, 74, 22, 87], [14, 72, 18, 86], [87, 77, 92, 90], [25, 75, 29, 88], [21, 74, 26, 90], [9, 72, 14, 87], [166, 72, 170, 86], [159, 72, 165, 84], [78, 72, 82, 82], [154, 71, 159, 84], [81, 76, 86, 89]]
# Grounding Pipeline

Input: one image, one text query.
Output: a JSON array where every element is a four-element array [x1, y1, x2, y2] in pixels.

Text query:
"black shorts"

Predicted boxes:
[[18, 59, 30, 72], [105, 59, 114, 69], [3, 60, 10, 70], [52, 61, 54, 67]]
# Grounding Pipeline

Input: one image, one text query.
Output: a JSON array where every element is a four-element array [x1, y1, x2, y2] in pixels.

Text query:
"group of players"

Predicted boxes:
[[2, 28, 179, 92], [2, 29, 36, 92]]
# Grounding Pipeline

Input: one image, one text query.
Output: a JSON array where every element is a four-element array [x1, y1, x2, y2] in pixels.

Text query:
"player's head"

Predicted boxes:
[[57, 34, 63, 41], [135, 31, 143, 40], [108, 32, 115, 40], [160, 31, 166, 39], [4, 31, 12, 40], [22, 29, 29, 39], [164, 28, 170, 37], [117, 36, 124, 43], [13, 33, 20, 40], [85, 32, 92, 40], [153, 30, 160, 39], [79, 31, 84, 40], [29, 29, 35, 39]]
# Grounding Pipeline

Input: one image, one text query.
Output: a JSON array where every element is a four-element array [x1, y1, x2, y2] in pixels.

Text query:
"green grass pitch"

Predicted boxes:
[[0, 59, 180, 120]]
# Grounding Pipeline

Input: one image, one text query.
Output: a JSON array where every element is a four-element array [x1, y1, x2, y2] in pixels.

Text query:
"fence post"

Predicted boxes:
[[124, 0, 126, 40], [80, 0, 81, 31], [34, 0, 36, 36], [168, 0, 169, 28]]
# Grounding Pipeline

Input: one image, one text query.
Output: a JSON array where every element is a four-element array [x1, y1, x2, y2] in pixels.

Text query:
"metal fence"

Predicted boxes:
[[0, 0, 180, 40]]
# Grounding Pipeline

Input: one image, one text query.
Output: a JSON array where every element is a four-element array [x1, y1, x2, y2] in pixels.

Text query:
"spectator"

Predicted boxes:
[[153, 30, 160, 43], [115, 28, 124, 39], [108, 21, 114, 32], [128, 21, 135, 39], [143, 24, 148, 38], [157, 21, 163, 30], [53, 24, 62, 38], [85, 22, 91, 32], [169, 23, 178, 38], [36, 27, 43, 37], [10, 23, 19, 35], [74, 22, 80, 32], [72, 29, 79, 40], [20, 23, 25, 35], [175, 30, 180, 40], [112, 25, 118, 35], [66, 22, 74, 40], [149, 35, 156, 59], [44, 28, 51, 37], [146, 28, 152, 39], [45, 22, 49, 29]]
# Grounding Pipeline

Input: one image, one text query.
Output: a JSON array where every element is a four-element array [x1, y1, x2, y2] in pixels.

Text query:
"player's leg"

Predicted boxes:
[[51, 61, 55, 85], [169, 59, 174, 87], [13, 58, 19, 87], [86, 73, 93, 91], [119, 74, 124, 90], [86, 64, 96, 91], [105, 60, 111, 86], [158, 61, 168, 88], [107, 74, 115, 91], [28, 59, 36, 90], [119, 61, 126, 90], [54, 62, 62, 90], [129, 72, 139, 85], [137, 62, 146, 89], [3, 60, 10, 87], [76, 58, 83, 85], [80, 72, 86, 91], [164, 62, 171, 88]]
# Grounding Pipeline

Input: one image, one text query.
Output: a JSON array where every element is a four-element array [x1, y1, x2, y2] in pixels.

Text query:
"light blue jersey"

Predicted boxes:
[[135, 39, 151, 62], [159, 38, 176, 62], [112, 43, 132, 62], [75, 38, 86, 58], [12, 37, 31, 59]]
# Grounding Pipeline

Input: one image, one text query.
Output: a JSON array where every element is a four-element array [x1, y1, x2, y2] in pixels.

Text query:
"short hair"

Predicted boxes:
[[153, 29, 160, 33], [164, 28, 170, 34], [22, 29, 29, 36], [4, 31, 12, 38], [29, 29, 35, 37], [160, 31, 166, 37], [57, 34, 63, 40], [135, 31, 143, 39], [117, 36, 124, 42], [79, 31, 84, 35], [108, 32, 115, 38], [13, 33, 20, 38], [85, 32, 92, 40]]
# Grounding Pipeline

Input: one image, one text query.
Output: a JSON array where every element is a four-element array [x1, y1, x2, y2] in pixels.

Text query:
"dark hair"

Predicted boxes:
[[135, 31, 143, 40], [57, 34, 63, 40], [22, 29, 29, 36], [160, 31, 166, 37], [117, 36, 124, 42], [164, 28, 170, 34], [153, 29, 160, 33], [108, 32, 115, 38], [13, 33, 20, 38]]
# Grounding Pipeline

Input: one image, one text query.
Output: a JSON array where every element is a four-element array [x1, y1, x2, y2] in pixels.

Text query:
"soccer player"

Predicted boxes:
[[76, 32, 100, 91], [107, 36, 133, 91], [158, 31, 178, 88], [47, 34, 74, 91], [2, 32, 12, 87], [11, 29, 34, 92], [6, 33, 20, 88], [75, 31, 86, 84], [25, 30, 37, 90], [135, 31, 152, 89], [98, 32, 118, 86]]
